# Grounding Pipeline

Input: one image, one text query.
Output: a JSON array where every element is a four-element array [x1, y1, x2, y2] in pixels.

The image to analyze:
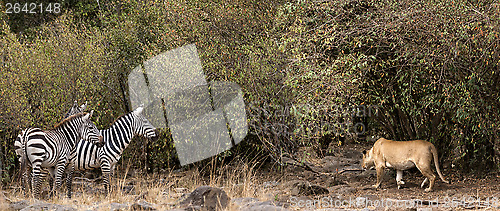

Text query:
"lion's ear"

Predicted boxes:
[[362, 150, 367, 155]]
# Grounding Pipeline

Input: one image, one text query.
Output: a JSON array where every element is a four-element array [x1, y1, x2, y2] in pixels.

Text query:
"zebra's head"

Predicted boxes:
[[79, 110, 104, 147], [64, 101, 88, 119], [131, 106, 157, 140]]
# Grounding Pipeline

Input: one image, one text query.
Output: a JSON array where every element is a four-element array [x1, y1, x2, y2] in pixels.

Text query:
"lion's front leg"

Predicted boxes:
[[396, 170, 405, 189], [373, 166, 384, 189]]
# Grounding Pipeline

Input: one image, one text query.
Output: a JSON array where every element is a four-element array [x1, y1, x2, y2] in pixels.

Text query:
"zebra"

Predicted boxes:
[[73, 106, 157, 193], [63, 100, 87, 119], [15, 101, 87, 195], [17, 105, 157, 195], [24, 111, 104, 198]]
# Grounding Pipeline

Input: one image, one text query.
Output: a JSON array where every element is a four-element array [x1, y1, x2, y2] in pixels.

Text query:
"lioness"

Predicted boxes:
[[362, 138, 449, 192]]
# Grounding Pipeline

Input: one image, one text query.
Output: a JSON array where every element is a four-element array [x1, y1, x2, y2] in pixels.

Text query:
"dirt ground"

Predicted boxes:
[[3, 142, 499, 210], [255, 142, 500, 210]]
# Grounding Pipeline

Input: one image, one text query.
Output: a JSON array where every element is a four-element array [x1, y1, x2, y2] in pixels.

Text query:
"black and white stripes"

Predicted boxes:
[[73, 106, 157, 192], [16, 104, 157, 197], [15, 101, 86, 196], [23, 111, 103, 198]]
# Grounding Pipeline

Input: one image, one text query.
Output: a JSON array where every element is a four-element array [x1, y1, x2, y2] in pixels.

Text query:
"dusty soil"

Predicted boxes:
[[259, 142, 500, 210], [3, 142, 500, 210]]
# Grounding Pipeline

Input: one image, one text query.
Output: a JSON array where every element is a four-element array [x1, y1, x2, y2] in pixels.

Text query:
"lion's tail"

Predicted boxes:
[[431, 144, 450, 184]]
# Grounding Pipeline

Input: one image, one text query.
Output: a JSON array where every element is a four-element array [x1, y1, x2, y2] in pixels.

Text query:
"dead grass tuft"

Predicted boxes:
[[3, 156, 275, 210]]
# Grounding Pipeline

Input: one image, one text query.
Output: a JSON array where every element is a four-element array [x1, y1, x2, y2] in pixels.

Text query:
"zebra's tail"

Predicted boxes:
[[18, 148, 28, 181]]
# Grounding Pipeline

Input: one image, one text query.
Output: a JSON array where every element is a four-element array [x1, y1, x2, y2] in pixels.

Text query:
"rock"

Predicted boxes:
[[92, 203, 129, 211], [240, 201, 290, 211], [444, 189, 457, 198], [331, 185, 356, 195], [183, 205, 202, 210], [341, 149, 362, 159], [130, 200, 157, 211], [383, 199, 417, 211], [174, 188, 188, 193], [231, 197, 260, 207], [178, 186, 230, 211], [20, 202, 76, 211], [287, 180, 329, 196], [352, 170, 374, 182], [320, 156, 361, 173], [263, 181, 279, 188], [9, 200, 30, 211]]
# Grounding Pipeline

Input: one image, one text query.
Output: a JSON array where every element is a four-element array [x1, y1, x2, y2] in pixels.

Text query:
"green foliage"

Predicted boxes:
[[1, 0, 498, 183], [279, 0, 499, 170], [0, 0, 294, 181]]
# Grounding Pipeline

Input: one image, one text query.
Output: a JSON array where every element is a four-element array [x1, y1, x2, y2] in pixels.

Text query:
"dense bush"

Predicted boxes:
[[0, 0, 293, 182], [0, 0, 498, 185], [280, 0, 499, 171]]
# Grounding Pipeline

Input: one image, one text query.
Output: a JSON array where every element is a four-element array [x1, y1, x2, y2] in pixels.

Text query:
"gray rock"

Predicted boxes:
[[179, 186, 230, 211], [9, 200, 30, 211], [20, 202, 76, 211], [289, 181, 329, 196], [331, 185, 356, 195], [231, 197, 260, 207], [263, 181, 279, 188], [183, 205, 202, 210], [241, 204, 289, 211], [240, 201, 289, 211], [130, 200, 157, 211], [383, 199, 418, 211], [92, 202, 129, 211]]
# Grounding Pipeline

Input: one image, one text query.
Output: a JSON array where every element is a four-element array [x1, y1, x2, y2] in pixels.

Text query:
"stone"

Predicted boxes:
[[92, 202, 130, 211], [289, 181, 329, 196], [331, 185, 356, 195], [20, 202, 76, 211], [9, 200, 30, 211], [263, 181, 279, 189], [130, 200, 157, 211], [231, 197, 260, 207], [179, 186, 230, 211], [240, 201, 290, 211]]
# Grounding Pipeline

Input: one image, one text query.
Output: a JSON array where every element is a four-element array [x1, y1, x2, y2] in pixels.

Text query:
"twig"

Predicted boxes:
[[337, 169, 364, 174], [74, 176, 102, 183], [1, 191, 13, 203]]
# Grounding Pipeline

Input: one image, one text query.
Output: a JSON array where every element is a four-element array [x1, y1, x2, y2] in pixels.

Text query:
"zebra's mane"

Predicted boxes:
[[53, 112, 88, 128], [109, 112, 133, 126]]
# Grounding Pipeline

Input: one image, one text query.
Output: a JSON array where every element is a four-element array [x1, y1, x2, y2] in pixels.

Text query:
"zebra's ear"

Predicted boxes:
[[80, 101, 88, 111], [134, 106, 144, 115], [72, 100, 78, 108], [83, 110, 94, 120]]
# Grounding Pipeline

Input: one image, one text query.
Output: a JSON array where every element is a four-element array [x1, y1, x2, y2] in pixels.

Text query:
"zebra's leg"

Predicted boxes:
[[22, 170, 30, 197], [65, 164, 75, 198], [52, 159, 68, 197], [42, 167, 54, 197], [31, 162, 43, 199], [47, 167, 55, 194], [101, 161, 112, 194]]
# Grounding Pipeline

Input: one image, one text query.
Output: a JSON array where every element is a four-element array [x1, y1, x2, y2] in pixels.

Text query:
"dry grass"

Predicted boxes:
[[2, 157, 278, 210]]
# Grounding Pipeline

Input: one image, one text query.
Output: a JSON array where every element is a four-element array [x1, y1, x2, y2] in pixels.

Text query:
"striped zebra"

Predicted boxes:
[[73, 106, 157, 193], [15, 101, 87, 195], [24, 111, 104, 198], [63, 100, 87, 119], [17, 105, 157, 194], [14, 128, 31, 194]]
